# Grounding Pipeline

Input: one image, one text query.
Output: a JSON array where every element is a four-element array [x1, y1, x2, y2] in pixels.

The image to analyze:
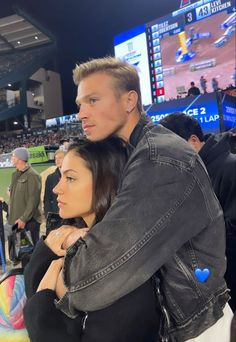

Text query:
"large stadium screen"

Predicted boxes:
[[222, 92, 236, 130], [114, 25, 152, 106], [114, 0, 235, 105]]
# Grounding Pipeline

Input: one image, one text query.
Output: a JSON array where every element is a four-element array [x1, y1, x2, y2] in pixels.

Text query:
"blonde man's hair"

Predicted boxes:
[[73, 57, 143, 113], [54, 149, 66, 157]]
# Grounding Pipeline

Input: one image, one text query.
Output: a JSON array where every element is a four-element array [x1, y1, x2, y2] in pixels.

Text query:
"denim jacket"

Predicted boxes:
[[57, 115, 229, 341]]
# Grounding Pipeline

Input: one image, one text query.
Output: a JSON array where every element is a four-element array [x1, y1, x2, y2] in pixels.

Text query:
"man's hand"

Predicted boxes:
[[15, 219, 26, 229], [45, 225, 81, 256], [37, 258, 63, 293], [62, 228, 89, 250]]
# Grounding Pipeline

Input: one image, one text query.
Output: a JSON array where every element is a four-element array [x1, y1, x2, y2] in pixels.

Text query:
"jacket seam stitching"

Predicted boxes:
[[69, 178, 197, 291]]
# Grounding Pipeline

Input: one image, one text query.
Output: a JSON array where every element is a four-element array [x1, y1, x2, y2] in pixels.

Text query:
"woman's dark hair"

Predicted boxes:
[[67, 136, 128, 225]]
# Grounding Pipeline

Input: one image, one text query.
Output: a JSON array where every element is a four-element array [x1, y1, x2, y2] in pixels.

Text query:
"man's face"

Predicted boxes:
[[55, 152, 65, 169], [76, 72, 129, 141], [11, 154, 20, 169]]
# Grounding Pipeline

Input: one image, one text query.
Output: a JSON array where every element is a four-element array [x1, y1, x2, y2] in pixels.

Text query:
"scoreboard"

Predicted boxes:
[[114, 0, 235, 106], [146, 0, 235, 104]]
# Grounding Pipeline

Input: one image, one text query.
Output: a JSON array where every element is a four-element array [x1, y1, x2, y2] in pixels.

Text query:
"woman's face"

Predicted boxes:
[[53, 150, 95, 227]]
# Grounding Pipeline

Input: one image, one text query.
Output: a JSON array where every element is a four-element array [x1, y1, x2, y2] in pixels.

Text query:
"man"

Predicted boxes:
[[0, 196, 10, 243], [232, 68, 236, 87], [9, 147, 42, 246], [200, 75, 207, 93], [160, 112, 236, 312], [187, 81, 200, 96], [25, 58, 231, 341], [43, 149, 65, 219], [211, 77, 219, 92], [59, 138, 70, 152]]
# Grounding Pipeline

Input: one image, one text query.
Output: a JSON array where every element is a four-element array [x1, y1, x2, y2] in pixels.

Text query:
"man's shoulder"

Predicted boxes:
[[27, 166, 41, 179], [11, 169, 19, 180], [12, 169, 18, 176], [138, 123, 198, 169], [221, 152, 236, 176]]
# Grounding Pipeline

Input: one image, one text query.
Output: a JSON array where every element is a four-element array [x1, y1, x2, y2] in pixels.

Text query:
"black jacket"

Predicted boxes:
[[24, 238, 160, 342], [25, 116, 229, 341], [0, 200, 8, 215], [44, 168, 61, 218], [199, 133, 236, 311], [23, 289, 83, 342], [187, 86, 200, 96], [199, 133, 236, 236]]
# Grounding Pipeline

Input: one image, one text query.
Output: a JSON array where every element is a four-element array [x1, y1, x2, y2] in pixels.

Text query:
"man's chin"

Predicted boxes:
[[85, 133, 111, 142]]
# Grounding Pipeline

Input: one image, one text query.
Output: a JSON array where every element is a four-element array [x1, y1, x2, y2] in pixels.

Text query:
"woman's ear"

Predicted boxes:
[[126, 90, 138, 113]]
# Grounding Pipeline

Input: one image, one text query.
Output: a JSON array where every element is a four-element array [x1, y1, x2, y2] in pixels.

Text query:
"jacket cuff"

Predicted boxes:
[[55, 292, 78, 319]]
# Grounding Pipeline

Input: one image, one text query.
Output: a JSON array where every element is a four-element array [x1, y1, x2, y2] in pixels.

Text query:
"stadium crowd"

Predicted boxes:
[[0, 126, 80, 154]]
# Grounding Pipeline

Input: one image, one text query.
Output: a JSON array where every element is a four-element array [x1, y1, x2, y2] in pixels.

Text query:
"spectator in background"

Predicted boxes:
[[212, 77, 219, 92], [0, 197, 11, 242], [187, 81, 201, 96], [9, 147, 42, 246], [200, 75, 207, 93], [44, 149, 66, 220], [59, 138, 70, 152], [160, 112, 236, 312], [232, 68, 236, 87], [0, 197, 8, 216]]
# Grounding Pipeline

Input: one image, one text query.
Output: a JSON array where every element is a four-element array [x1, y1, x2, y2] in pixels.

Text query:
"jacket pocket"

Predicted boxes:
[[17, 178, 27, 191], [159, 253, 206, 325]]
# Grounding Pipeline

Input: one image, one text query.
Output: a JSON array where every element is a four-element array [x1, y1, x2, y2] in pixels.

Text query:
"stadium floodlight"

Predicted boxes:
[[13, 120, 26, 129]]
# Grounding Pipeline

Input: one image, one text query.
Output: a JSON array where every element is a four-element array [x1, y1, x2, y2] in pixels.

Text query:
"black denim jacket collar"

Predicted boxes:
[[128, 113, 151, 152]]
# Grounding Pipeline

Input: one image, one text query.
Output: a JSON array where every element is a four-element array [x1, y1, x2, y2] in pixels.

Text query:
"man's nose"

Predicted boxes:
[[77, 104, 88, 121]]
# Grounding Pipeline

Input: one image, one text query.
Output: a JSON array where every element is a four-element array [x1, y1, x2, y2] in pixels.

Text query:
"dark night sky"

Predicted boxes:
[[1, 0, 183, 114]]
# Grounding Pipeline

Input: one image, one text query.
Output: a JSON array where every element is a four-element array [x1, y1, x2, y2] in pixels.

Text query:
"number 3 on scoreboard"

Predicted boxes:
[[195, 4, 211, 21]]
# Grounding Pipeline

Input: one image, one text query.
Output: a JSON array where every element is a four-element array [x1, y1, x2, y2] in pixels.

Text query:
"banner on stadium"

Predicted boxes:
[[28, 146, 48, 164], [0, 146, 48, 168]]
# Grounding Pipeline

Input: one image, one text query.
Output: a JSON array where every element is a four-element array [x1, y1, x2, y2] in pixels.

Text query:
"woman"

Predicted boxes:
[[23, 137, 160, 342]]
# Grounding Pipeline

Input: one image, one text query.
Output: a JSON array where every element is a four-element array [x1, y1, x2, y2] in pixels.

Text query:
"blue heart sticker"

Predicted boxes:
[[194, 268, 210, 283]]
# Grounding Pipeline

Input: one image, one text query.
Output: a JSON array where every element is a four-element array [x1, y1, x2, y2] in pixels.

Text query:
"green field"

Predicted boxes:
[[0, 164, 52, 201]]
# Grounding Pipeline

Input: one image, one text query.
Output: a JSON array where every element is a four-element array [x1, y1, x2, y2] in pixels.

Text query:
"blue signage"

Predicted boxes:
[[222, 93, 236, 131], [145, 92, 220, 133]]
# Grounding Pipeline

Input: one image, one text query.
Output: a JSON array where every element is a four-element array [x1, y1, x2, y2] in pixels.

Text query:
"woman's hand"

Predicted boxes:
[[45, 225, 79, 256], [37, 258, 64, 292]]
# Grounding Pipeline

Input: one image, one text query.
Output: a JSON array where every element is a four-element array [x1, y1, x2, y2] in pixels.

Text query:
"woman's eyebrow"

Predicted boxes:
[[62, 169, 78, 175]]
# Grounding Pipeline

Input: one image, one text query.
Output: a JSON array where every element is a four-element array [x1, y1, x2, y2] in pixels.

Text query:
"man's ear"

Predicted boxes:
[[125, 90, 138, 113], [188, 135, 202, 152]]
